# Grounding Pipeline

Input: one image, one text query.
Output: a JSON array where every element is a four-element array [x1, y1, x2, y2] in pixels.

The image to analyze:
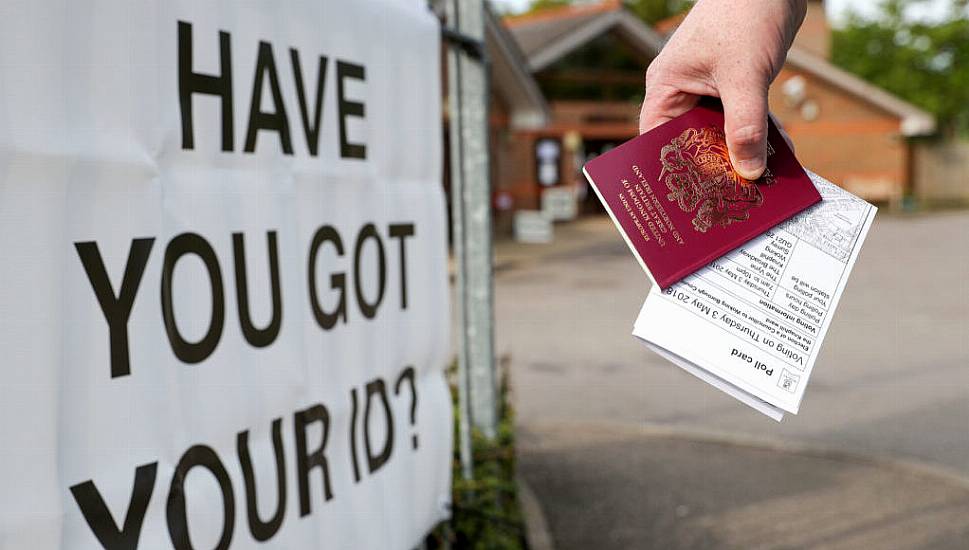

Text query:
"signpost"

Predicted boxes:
[[445, 0, 500, 468], [535, 137, 563, 187], [0, 2, 451, 548], [542, 187, 579, 221]]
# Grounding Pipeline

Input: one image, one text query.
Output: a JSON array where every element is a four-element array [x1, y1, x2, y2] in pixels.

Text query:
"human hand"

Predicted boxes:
[[638, 0, 807, 180]]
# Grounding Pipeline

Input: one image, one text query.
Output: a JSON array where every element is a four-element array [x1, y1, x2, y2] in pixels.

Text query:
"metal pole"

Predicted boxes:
[[445, 14, 475, 482], [445, 0, 498, 457]]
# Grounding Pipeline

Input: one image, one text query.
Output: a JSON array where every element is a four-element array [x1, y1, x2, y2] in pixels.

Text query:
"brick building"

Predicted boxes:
[[495, 0, 935, 215]]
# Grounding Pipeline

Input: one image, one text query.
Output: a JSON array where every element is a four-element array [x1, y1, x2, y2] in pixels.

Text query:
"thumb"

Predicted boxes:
[[720, 83, 769, 180]]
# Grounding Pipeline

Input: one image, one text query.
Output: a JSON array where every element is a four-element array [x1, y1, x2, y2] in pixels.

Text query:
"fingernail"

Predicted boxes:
[[734, 158, 765, 180]]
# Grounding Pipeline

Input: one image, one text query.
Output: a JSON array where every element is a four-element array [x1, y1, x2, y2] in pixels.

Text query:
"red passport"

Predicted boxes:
[[583, 103, 821, 288]]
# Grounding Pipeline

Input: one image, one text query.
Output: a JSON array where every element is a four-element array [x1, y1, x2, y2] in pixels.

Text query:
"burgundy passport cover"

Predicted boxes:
[[583, 103, 821, 288]]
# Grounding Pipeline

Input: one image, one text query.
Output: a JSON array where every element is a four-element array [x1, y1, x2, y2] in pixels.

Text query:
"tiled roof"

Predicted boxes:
[[785, 47, 935, 135], [652, 11, 687, 35], [503, 0, 622, 29], [503, 1, 664, 71], [485, 6, 550, 128], [504, 4, 618, 59]]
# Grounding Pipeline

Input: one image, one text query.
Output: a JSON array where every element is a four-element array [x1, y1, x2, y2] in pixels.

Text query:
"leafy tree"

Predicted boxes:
[[524, 0, 690, 24], [831, 0, 969, 136], [523, 0, 572, 12], [624, 0, 692, 24]]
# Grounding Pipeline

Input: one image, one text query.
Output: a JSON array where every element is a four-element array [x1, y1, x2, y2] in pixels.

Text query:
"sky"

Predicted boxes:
[[490, 0, 960, 26]]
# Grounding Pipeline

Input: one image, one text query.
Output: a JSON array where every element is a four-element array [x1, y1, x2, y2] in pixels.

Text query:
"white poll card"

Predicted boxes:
[[634, 171, 876, 420]]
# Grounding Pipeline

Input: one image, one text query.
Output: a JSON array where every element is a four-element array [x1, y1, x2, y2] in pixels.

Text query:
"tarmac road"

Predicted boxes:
[[492, 212, 969, 549]]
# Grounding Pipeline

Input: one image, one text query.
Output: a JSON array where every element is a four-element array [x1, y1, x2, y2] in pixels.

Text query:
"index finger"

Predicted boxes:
[[638, 84, 700, 135]]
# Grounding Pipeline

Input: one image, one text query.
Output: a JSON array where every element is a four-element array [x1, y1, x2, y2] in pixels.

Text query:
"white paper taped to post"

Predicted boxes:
[[0, 1, 452, 548]]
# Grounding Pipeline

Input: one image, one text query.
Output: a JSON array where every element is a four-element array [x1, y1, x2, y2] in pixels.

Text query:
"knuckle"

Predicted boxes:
[[729, 125, 767, 148], [644, 58, 672, 86], [643, 68, 660, 90]]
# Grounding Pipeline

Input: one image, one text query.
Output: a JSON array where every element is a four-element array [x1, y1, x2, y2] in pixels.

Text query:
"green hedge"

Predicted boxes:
[[428, 361, 526, 549]]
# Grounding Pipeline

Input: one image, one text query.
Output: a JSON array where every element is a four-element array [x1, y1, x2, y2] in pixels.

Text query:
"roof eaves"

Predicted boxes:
[[785, 47, 936, 136], [613, 10, 666, 56], [527, 10, 624, 72], [526, 9, 663, 73], [503, 0, 621, 29], [485, 6, 551, 128]]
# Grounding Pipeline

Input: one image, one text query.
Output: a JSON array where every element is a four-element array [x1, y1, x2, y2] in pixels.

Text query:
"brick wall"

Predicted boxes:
[[795, 1, 831, 59], [913, 140, 969, 206], [770, 67, 907, 203]]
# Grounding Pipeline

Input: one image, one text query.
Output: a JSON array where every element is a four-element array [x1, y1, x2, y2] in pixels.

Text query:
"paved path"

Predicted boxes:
[[518, 424, 969, 550], [493, 212, 969, 548]]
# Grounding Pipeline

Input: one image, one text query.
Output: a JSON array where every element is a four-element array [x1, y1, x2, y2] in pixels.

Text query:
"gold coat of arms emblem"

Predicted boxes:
[[659, 126, 775, 233]]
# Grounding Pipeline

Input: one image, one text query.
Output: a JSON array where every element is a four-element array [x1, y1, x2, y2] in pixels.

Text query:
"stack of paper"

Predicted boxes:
[[582, 102, 876, 420], [634, 171, 875, 420]]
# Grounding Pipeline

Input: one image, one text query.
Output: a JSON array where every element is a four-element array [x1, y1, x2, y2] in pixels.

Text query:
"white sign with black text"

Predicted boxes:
[[0, 1, 452, 548]]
